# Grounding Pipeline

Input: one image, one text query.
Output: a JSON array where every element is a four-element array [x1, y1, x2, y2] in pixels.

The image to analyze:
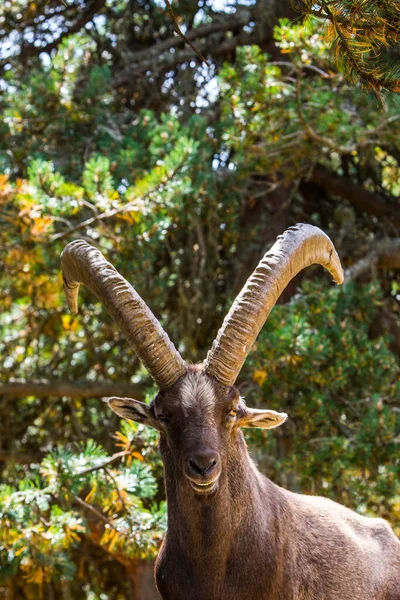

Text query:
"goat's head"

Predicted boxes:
[[61, 224, 343, 497], [107, 370, 287, 496]]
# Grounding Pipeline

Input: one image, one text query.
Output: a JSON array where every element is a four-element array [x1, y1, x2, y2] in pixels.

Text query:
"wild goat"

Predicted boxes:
[[61, 224, 400, 600]]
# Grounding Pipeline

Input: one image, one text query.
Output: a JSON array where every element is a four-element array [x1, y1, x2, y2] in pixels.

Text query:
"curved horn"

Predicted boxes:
[[204, 224, 344, 386], [61, 240, 186, 389]]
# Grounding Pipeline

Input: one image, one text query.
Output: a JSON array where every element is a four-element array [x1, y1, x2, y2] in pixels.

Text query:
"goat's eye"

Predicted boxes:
[[227, 408, 237, 419], [157, 413, 171, 423]]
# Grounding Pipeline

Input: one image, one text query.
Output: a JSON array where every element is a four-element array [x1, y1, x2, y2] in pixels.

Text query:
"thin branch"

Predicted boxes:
[[73, 494, 110, 524], [164, 0, 210, 67], [0, 380, 147, 400], [104, 467, 127, 512], [76, 450, 130, 477], [112, 28, 256, 86], [131, 11, 250, 64], [311, 164, 400, 226], [0, 449, 43, 464], [269, 61, 333, 79], [362, 115, 400, 138], [344, 238, 400, 282]]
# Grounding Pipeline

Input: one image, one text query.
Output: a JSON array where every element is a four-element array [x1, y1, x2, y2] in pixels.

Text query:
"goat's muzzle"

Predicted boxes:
[[184, 450, 221, 495]]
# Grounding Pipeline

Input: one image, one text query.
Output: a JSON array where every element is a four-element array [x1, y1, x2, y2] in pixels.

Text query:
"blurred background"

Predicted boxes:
[[0, 0, 399, 598]]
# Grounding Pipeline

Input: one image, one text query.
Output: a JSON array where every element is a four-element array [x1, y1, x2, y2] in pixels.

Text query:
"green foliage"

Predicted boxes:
[[0, 428, 166, 593], [0, 2, 399, 598], [219, 20, 400, 186], [245, 282, 399, 531]]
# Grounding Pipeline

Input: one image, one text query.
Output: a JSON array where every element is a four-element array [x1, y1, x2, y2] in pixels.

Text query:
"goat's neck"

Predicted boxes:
[[160, 431, 278, 565]]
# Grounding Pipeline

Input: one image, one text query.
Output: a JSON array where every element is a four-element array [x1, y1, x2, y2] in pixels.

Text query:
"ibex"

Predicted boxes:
[[61, 224, 400, 600]]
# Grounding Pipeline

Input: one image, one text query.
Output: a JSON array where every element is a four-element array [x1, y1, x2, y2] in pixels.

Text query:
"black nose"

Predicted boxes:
[[187, 451, 220, 477]]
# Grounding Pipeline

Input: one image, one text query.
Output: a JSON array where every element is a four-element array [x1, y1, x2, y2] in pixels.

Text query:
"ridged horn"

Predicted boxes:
[[204, 224, 344, 386], [61, 240, 186, 389]]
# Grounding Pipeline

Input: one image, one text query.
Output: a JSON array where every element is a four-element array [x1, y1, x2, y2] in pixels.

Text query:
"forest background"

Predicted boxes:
[[0, 0, 399, 598]]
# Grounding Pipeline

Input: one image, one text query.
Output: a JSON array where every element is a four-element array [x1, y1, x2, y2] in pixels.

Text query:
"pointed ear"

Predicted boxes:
[[108, 397, 156, 427], [238, 407, 288, 430]]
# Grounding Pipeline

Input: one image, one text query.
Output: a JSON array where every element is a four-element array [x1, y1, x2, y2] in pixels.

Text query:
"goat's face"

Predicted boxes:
[[109, 370, 287, 497]]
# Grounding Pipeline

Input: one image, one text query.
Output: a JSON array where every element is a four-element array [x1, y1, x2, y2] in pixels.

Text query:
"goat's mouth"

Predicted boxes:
[[187, 476, 219, 495]]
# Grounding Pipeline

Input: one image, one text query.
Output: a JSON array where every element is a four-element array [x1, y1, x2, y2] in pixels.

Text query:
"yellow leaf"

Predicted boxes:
[[113, 431, 130, 449], [61, 314, 78, 331], [85, 484, 97, 503], [25, 567, 44, 585], [30, 215, 53, 239], [131, 451, 144, 461], [253, 369, 267, 386]]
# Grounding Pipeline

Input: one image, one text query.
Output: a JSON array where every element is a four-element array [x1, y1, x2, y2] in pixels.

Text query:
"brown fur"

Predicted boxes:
[[109, 367, 400, 600]]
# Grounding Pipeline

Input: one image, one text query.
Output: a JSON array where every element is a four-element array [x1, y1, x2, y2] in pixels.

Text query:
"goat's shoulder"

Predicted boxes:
[[272, 488, 400, 599], [282, 487, 400, 572], [287, 489, 392, 536]]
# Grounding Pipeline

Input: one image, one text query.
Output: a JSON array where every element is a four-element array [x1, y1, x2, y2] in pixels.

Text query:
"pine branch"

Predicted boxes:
[[51, 151, 189, 241], [293, 0, 400, 94]]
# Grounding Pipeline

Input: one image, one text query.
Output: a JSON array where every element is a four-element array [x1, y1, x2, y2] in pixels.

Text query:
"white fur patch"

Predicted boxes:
[[180, 373, 216, 413]]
